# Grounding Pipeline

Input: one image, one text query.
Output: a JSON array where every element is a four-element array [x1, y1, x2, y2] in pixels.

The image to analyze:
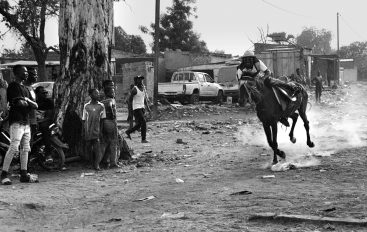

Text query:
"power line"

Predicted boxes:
[[339, 14, 366, 42], [261, 0, 314, 19]]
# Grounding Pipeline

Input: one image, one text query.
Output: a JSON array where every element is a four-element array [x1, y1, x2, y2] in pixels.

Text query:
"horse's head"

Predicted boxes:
[[243, 78, 265, 105]]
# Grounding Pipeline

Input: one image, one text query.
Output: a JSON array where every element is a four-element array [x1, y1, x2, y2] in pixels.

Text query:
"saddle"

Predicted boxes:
[[272, 87, 297, 111]]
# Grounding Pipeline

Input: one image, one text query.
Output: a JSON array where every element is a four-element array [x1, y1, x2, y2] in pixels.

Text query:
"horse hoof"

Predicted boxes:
[[290, 137, 296, 143], [307, 142, 315, 148], [278, 151, 286, 159]]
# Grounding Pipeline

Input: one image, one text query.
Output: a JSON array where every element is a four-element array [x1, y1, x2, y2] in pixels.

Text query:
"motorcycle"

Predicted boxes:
[[0, 117, 68, 171]]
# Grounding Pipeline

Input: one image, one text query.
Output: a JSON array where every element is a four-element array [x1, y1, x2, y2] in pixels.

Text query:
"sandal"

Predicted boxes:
[[1, 178, 12, 185], [20, 173, 39, 183]]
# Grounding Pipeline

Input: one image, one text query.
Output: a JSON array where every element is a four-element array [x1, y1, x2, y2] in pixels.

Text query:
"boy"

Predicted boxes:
[[82, 89, 106, 170], [101, 81, 120, 168]]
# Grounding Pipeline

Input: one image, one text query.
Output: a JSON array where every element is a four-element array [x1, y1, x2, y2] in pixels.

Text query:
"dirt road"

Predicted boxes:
[[1, 83, 367, 232]]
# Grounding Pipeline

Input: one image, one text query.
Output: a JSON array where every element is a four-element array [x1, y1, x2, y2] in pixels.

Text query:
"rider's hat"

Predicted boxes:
[[241, 50, 255, 57]]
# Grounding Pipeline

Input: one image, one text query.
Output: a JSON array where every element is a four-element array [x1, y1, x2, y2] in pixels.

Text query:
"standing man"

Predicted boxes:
[[313, 71, 323, 103], [101, 80, 120, 168], [82, 88, 106, 170], [125, 75, 150, 143], [1, 65, 38, 185]]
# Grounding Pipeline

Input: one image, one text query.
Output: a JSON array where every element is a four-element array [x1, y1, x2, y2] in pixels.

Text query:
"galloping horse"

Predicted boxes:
[[243, 77, 315, 164]]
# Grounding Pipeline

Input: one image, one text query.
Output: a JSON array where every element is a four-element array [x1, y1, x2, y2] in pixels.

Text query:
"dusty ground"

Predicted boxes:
[[1, 83, 367, 232]]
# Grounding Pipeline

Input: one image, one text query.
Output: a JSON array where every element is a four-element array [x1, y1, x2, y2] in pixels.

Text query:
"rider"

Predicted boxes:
[[237, 50, 300, 126]]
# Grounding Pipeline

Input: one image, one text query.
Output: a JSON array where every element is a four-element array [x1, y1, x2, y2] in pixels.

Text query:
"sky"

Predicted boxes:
[[1, 0, 367, 56]]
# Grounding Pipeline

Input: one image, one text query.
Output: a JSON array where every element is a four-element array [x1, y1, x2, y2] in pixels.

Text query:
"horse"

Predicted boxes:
[[242, 77, 315, 164]]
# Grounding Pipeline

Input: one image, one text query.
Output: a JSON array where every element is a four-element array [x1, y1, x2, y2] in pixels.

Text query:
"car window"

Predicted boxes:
[[205, 74, 214, 83], [184, 73, 190, 81], [197, 73, 205, 82], [189, 73, 195, 81], [178, 73, 184, 81], [172, 73, 178, 81]]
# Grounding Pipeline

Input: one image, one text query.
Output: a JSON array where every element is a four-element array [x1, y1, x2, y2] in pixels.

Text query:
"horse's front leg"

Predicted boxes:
[[289, 113, 299, 143], [271, 122, 286, 160], [263, 122, 278, 164]]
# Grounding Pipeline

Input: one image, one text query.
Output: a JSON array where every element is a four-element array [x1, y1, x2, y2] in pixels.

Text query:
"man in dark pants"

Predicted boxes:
[[125, 76, 150, 143]]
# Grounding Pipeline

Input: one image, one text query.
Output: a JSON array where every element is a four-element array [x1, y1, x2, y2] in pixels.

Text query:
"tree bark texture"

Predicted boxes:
[[56, 0, 113, 159]]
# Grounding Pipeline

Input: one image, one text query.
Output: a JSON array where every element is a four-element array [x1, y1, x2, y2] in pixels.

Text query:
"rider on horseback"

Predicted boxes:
[[237, 50, 301, 126]]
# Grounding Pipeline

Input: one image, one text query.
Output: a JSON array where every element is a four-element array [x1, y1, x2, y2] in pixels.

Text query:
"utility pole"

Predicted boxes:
[[153, 0, 160, 118], [336, 12, 340, 85]]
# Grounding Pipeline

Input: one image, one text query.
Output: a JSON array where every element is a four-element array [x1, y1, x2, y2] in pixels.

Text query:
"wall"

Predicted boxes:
[[114, 61, 154, 107], [257, 50, 302, 77], [163, 50, 231, 81], [342, 67, 358, 83]]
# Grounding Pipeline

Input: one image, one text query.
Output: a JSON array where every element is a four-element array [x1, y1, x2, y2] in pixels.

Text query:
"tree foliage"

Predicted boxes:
[[268, 32, 295, 43], [340, 41, 367, 80], [1, 42, 34, 59], [114, 26, 146, 54], [0, 0, 59, 80], [140, 0, 208, 53], [296, 27, 332, 54]]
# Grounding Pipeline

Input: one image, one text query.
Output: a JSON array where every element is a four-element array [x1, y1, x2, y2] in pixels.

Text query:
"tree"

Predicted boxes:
[[0, 0, 60, 81], [296, 27, 332, 54], [114, 26, 146, 54], [140, 0, 208, 53], [1, 42, 34, 59], [56, 0, 114, 158], [340, 41, 367, 80]]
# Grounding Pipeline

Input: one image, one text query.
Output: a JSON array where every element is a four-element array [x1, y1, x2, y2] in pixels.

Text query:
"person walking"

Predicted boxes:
[[1, 65, 38, 185], [82, 88, 106, 170], [313, 71, 323, 103], [101, 80, 120, 168], [125, 76, 150, 143]]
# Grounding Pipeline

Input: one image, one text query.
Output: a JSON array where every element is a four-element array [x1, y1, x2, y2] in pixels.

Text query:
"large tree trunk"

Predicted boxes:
[[56, 0, 113, 159]]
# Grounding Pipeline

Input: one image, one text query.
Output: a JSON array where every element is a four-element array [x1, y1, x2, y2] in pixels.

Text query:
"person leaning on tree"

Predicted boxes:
[[101, 80, 121, 168], [1, 65, 39, 185], [125, 75, 151, 143], [82, 88, 106, 170]]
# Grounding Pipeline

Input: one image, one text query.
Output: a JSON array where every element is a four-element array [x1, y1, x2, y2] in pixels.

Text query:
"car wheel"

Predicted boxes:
[[190, 93, 199, 105], [215, 90, 224, 105]]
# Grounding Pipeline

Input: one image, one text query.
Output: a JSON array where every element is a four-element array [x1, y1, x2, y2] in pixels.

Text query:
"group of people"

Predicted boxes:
[[82, 75, 150, 171], [0, 64, 151, 184]]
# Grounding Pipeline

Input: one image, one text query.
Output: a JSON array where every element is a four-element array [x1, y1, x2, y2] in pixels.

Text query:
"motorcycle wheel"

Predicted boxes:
[[38, 145, 65, 171]]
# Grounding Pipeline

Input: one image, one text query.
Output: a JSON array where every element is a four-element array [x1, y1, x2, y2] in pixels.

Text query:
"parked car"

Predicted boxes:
[[158, 71, 224, 104], [32, 81, 54, 99]]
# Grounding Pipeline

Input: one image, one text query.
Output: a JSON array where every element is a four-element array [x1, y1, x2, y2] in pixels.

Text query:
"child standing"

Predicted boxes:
[[82, 89, 106, 170]]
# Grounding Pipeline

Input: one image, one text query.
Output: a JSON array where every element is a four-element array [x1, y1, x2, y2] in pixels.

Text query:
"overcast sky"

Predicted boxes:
[[1, 0, 366, 56]]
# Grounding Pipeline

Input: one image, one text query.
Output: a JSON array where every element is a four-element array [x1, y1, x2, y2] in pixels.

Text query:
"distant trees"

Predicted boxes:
[[140, 0, 208, 53], [340, 41, 367, 80], [1, 42, 34, 59], [114, 26, 146, 54], [296, 27, 332, 54], [0, 0, 60, 81]]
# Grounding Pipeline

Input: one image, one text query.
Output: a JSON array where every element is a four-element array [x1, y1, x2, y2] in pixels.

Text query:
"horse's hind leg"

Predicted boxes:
[[299, 108, 315, 148], [289, 112, 299, 143]]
